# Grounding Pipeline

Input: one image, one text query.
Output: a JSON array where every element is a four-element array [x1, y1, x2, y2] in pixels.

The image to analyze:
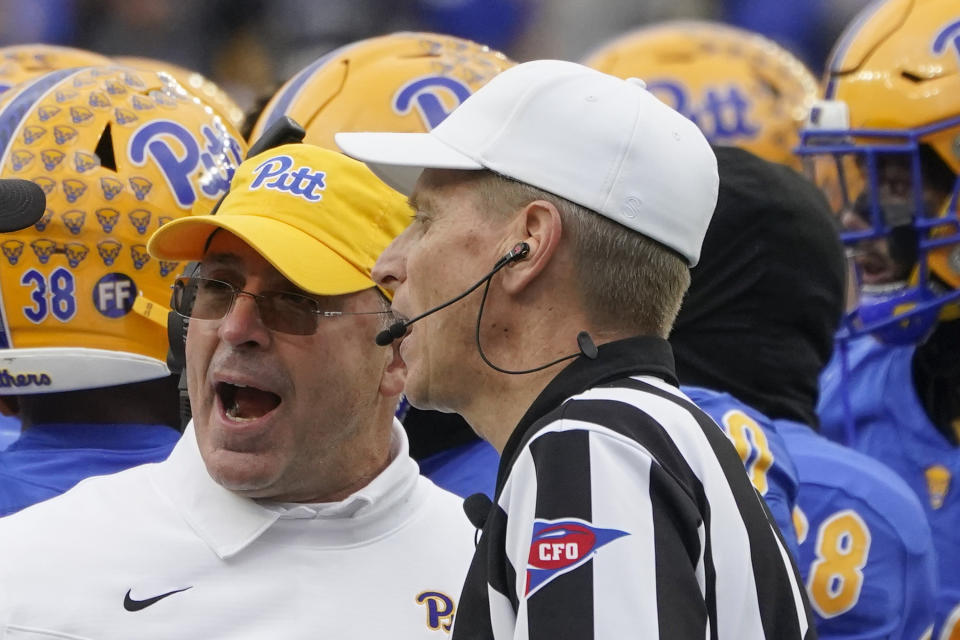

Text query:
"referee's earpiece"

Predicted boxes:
[[501, 241, 530, 266]]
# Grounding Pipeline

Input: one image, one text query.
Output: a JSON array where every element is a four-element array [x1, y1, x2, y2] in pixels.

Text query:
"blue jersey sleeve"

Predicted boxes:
[[681, 386, 800, 558]]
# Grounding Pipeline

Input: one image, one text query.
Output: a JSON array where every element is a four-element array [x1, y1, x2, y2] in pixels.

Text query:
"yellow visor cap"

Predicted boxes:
[[147, 144, 411, 297]]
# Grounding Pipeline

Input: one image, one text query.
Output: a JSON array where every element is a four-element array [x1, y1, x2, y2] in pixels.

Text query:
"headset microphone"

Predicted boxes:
[[374, 240, 599, 374], [374, 321, 408, 347], [375, 242, 530, 347]]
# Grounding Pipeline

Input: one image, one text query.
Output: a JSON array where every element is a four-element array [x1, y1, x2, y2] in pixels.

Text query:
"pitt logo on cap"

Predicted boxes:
[[526, 519, 628, 597], [249, 155, 326, 202]]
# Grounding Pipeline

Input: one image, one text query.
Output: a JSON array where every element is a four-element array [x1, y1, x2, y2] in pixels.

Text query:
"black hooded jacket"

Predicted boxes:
[[670, 146, 846, 428]]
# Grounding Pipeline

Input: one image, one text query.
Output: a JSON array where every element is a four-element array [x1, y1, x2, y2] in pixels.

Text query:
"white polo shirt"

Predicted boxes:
[[0, 419, 475, 638]]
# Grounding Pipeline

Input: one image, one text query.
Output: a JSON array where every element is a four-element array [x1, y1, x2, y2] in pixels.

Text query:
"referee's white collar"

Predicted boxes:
[[149, 418, 417, 559]]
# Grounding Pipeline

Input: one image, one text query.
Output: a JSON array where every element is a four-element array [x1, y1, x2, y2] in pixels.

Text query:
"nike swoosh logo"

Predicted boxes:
[[123, 586, 192, 611]]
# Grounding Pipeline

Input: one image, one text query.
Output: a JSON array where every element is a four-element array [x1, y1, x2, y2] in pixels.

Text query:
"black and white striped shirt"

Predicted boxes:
[[453, 336, 815, 639]]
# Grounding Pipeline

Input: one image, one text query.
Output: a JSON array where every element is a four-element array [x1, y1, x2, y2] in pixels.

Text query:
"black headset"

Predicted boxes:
[[167, 116, 307, 429]]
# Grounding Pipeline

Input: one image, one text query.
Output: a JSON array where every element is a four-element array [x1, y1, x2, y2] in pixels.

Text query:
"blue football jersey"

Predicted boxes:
[[418, 438, 498, 499], [682, 385, 800, 558], [778, 419, 937, 640], [819, 334, 960, 637], [0, 423, 180, 517]]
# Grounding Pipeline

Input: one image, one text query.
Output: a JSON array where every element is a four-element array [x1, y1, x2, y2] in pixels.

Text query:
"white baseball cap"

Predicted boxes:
[[335, 59, 718, 266]]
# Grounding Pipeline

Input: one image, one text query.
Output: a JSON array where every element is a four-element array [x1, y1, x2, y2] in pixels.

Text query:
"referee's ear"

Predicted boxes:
[[499, 200, 563, 296]]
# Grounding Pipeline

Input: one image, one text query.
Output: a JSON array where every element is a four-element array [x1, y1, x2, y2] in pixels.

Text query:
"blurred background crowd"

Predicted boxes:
[[0, 0, 874, 115]]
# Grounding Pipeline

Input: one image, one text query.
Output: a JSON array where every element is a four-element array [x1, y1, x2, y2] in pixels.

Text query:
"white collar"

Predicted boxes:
[[149, 418, 420, 559]]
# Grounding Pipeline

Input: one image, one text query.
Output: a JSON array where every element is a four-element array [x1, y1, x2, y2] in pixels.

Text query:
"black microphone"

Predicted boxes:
[[375, 240, 599, 374], [374, 241, 531, 347], [463, 492, 493, 530], [0, 179, 46, 233]]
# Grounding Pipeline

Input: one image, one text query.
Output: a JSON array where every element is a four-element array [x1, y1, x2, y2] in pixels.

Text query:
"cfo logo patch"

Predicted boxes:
[[526, 518, 628, 597], [416, 591, 454, 632]]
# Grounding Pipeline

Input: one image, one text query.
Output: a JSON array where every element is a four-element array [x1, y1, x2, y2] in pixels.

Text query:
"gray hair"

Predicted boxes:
[[474, 171, 690, 338]]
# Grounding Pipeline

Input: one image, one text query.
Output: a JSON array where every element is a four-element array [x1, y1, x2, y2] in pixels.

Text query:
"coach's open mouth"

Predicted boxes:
[[216, 381, 281, 421]]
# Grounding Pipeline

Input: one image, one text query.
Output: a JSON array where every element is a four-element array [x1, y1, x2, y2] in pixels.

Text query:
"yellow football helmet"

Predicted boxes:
[[248, 31, 514, 148], [114, 56, 245, 131], [0, 65, 246, 393], [0, 44, 111, 95], [583, 20, 818, 168], [796, 0, 960, 343]]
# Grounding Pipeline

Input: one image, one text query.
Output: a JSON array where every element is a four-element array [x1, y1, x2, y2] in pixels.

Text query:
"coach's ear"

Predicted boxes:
[[499, 199, 563, 295]]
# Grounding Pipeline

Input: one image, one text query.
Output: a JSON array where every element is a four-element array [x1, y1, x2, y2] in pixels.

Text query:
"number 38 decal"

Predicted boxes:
[[20, 268, 77, 323]]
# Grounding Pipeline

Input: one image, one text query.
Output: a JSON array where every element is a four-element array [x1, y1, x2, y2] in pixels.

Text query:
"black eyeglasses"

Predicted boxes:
[[172, 276, 390, 335]]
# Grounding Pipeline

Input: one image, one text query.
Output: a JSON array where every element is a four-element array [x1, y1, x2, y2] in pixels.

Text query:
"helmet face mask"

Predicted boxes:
[[797, 0, 960, 344], [0, 65, 246, 394]]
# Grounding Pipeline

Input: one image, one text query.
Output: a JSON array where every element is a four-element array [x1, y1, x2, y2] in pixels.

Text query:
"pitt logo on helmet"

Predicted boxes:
[[525, 519, 628, 596], [393, 75, 472, 130], [249, 154, 326, 202], [127, 120, 240, 208], [645, 80, 760, 144], [933, 18, 960, 64]]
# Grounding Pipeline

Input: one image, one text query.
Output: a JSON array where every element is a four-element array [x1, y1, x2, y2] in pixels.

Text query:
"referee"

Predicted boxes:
[[339, 59, 815, 639]]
